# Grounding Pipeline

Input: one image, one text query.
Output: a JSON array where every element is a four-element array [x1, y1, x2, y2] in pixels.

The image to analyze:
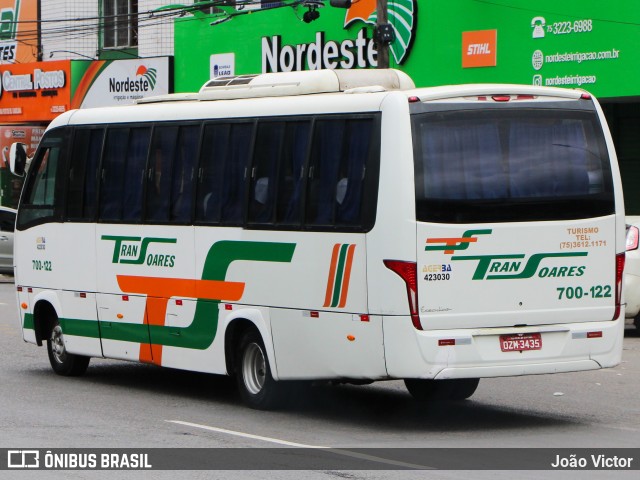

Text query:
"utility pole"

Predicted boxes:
[[331, 0, 394, 69], [374, 0, 394, 69]]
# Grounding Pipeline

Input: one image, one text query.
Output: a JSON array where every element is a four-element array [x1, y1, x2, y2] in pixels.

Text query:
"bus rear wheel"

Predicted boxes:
[[235, 330, 287, 410], [46, 319, 90, 376], [404, 378, 479, 402]]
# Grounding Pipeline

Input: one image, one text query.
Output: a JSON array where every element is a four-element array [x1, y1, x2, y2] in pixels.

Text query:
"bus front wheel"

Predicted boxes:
[[235, 330, 286, 410], [46, 319, 90, 376], [404, 378, 479, 402]]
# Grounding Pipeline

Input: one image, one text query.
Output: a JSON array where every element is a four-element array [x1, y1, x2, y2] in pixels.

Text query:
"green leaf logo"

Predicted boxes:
[[136, 65, 158, 90]]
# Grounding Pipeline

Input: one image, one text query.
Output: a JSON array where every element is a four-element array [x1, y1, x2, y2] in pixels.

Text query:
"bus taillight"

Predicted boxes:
[[383, 260, 422, 330], [613, 253, 625, 320]]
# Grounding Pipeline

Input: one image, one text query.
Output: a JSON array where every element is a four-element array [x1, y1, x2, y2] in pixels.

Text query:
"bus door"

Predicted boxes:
[[95, 124, 199, 365], [16, 127, 102, 357]]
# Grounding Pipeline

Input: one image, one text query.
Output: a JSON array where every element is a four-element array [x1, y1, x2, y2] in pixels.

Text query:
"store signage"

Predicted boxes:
[[263, 29, 377, 72], [2, 68, 66, 91], [0, 60, 71, 121], [0, 0, 38, 64], [462, 30, 498, 68], [72, 57, 171, 108], [174, 0, 417, 91]]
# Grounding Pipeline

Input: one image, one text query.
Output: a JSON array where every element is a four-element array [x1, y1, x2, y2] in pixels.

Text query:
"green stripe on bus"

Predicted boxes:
[[331, 244, 349, 308], [60, 317, 102, 339], [21, 240, 296, 350], [23, 313, 34, 330], [23, 313, 101, 339]]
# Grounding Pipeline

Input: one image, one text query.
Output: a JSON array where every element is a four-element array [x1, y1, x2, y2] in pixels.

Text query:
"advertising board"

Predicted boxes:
[[173, 0, 638, 98], [0, 0, 38, 64], [71, 57, 172, 108], [0, 60, 71, 122]]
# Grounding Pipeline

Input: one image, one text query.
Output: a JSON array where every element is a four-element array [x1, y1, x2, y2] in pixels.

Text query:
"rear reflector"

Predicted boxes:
[[383, 259, 421, 330], [573, 331, 603, 339], [626, 225, 639, 251], [613, 253, 625, 320], [439, 339, 456, 346]]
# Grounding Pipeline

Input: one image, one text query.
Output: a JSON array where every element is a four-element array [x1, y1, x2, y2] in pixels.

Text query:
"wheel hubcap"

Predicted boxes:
[[50, 325, 67, 364], [242, 343, 266, 395]]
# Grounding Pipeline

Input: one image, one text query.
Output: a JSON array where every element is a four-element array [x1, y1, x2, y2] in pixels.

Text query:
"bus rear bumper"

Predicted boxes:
[[383, 316, 624, 379], [433, 359, 600, 379]]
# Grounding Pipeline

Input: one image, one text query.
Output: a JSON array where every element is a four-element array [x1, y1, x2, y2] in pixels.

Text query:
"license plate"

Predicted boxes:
[[500, 333, 542, 352]]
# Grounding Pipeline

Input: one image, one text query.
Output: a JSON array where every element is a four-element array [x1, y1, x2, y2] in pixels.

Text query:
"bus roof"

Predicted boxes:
[[48, 70, 593, 130]]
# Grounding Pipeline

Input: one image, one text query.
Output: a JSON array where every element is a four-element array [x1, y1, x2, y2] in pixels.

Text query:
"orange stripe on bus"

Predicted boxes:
[[117, 276, 244, 301], [323, 244, 341, 308], [425, 237, 478, 244], [426, 237, 478, 254], [119, 275, 245, 366], [139, 342, 154, 364]]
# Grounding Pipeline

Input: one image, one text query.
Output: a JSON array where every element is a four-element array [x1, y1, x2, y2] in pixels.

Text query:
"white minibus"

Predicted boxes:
[[10, 69, 625, 409]]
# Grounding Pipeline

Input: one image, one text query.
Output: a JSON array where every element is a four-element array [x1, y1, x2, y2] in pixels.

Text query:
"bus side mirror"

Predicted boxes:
[[9, 142, 27, 177]]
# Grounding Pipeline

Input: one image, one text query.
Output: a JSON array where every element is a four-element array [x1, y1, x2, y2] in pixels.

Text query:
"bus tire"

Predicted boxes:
[[449, 378, 480, 400], [404, 378, 479, 402], [46, 318, 90, 376], [235, 329, 286, 410]]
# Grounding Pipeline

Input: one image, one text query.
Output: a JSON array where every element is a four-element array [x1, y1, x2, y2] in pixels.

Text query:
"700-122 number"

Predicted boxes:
[[32, 260, 52, 271], [557, 285, 611, 300]]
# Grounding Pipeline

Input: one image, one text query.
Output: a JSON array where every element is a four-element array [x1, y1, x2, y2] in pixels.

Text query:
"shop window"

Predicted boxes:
[[103, 0, 138, 49]]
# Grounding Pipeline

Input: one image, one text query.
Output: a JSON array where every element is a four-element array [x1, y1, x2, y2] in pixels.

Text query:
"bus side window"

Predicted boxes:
[[335, 119, 372, 226], [306, 117, 373, 228], [170, 125, 200, 223], [276, 121, 310, 226], [196, 123, 230, 224], [146, 127, 178, 223], [67, 128, 104, 221], [99, 128, 129, 222], [17, 128, 68, 229], [306, 119, 345, 226], [248, 121, 284, 225], [98, 127, 151, 223], [123, 128, 151, 222], [221, 123, 253, 225]]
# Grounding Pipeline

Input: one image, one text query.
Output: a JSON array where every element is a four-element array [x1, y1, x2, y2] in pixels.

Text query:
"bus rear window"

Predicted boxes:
[[412, 107, 615, 223]]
